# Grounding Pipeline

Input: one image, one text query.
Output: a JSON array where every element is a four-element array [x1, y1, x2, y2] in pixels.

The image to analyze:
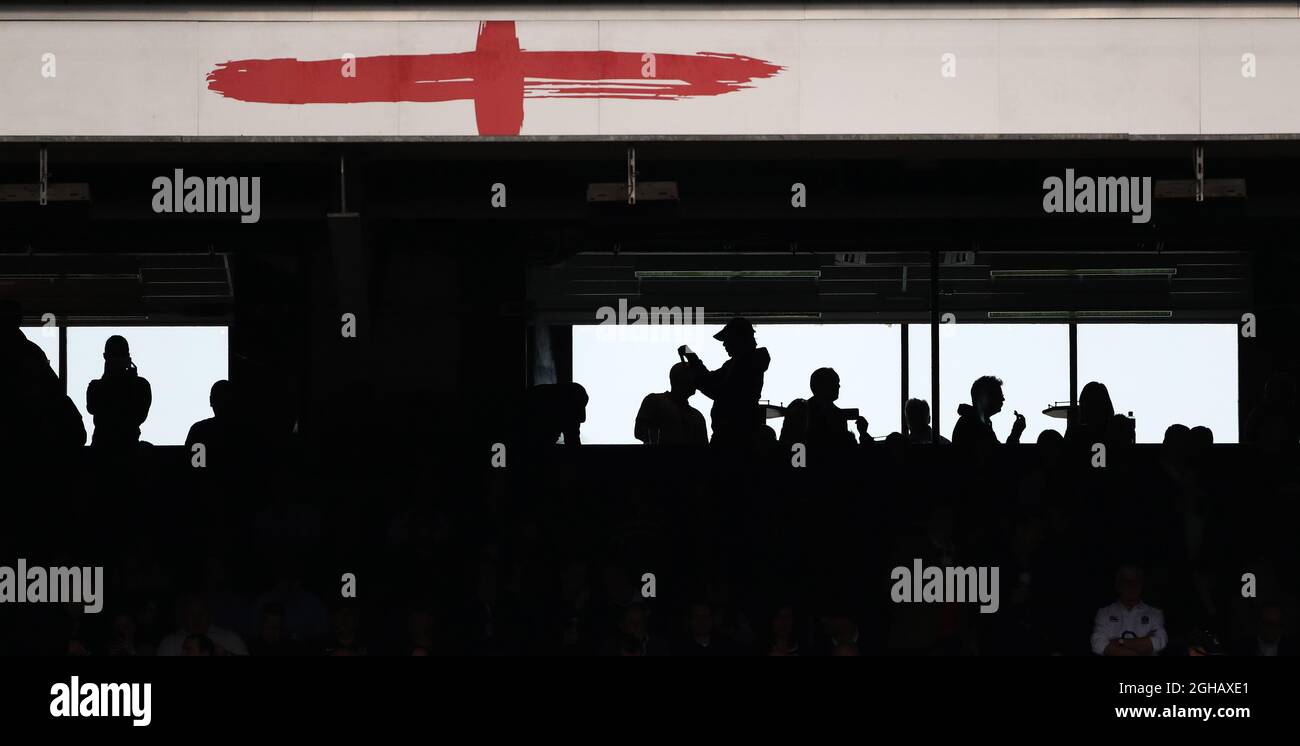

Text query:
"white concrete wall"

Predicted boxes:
[[2, 9, 1299, 138]]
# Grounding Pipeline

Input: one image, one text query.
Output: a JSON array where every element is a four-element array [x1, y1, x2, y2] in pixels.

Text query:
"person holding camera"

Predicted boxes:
[[679, 317, 770, 448], [86, 334, 153, 449]]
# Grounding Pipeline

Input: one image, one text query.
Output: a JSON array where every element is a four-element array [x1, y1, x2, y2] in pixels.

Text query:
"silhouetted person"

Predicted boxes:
[[157, 593, 247, 656], [1090, 565, 1167, 656], [1161, 424, 1193, 479], [677, 600, 733, 656], [1233, 603, 1295, 656], [186, 380, 237, 468], [763, 604, 801, 656], [324, 602, 367, 656], [181, 634, 215, 656], [1190, 425, 1214, 449], [952, 375, 1025, 447], [86, 335, 151, 448], [247, 602, 304, 657], [683, 318, 770, 447], [525, 382, 588, 447], [1065, 381, 1114, 447], [634, 362, 707, 445], [804, 367, 869, 447], [0, 299, 85, 449], [904, 398, 948, 445]]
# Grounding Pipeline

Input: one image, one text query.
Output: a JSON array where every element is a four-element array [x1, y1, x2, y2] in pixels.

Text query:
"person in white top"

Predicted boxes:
[[1091, 566, 1167, 656]]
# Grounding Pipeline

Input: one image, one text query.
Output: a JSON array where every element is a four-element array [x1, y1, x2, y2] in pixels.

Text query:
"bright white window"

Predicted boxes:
[[68, 326, 229, 446], [910, 323, 1070, 443], [572, 323, 901, 444], [1078, 324, 1238, 443]]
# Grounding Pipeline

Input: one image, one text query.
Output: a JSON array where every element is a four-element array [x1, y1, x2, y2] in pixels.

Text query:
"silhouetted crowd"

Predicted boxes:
[[1, 308, 1297, 656]]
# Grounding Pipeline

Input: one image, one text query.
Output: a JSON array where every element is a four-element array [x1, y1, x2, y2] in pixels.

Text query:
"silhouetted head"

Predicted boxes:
[[713, 317, 756, 358], [1115, 565, 1144, 608], [689, 601, 714, 641], [620, 603, 649, 642], [809, 367, 840, 401], [260, 602, 285, 643], [181, 634, 215, 656], [566, 382, 589, 424], [904, 398, 931, 432], [179, 594, 212, 635], [209, 380, 234, 418], [668, 362, 695, 397], [771, 605, 795, 642], [1036, 428, 1064, 466], [102, 335, 133, 372], [1079, 381, 1115, 425], [824, 614, 858, 648], [1259, 604, 1284, 644], [1164, 423, 1191, 446], [1190, 425, 1214, 448], [1162, 423, 1192, 465], [971, 375, 1005, 416]]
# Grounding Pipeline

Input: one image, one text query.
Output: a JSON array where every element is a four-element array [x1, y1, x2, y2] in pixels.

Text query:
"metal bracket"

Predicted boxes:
[[1194, 145, 1205, 203], [626, 146, 637, 206], [38, 146, 48, 206], [339, 154, 347, 214]]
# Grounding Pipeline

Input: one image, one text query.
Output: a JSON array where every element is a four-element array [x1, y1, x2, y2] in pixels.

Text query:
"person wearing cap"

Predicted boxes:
[[681, 317, 771, 447], [1090, 565, 1167, 656]]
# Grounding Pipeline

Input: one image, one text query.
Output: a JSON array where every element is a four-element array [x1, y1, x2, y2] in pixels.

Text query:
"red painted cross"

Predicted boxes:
[[206, 21, 783, 135]]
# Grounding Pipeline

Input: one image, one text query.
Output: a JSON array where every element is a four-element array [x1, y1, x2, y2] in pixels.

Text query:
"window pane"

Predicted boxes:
[[924, 323, 1070, 443], [1077, 324, 1238, 443], [68, 326, 229, 446], [906, 324, 933, 431], [572, 323, 901, 444], [21, 325, 59, 372]]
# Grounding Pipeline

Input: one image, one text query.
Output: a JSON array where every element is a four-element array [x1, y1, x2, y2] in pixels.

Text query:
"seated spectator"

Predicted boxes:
[[323, 602, 366, 656], [677, 600, 733, 656], [157, 594, 248, 656], [805, 368, 869, 448], [1233, 603, 1295, 657], [1090, 566, 1167, 656], [763, 604, 801, 656], [247, 602, 304, 657], [1065, 381, 1114, 447], [634, 362, 707, 445], [181, 634, 215, 656], [185, 380, 241, 470], [905, 398, 948, 445], [525, 382, 589, 447]]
